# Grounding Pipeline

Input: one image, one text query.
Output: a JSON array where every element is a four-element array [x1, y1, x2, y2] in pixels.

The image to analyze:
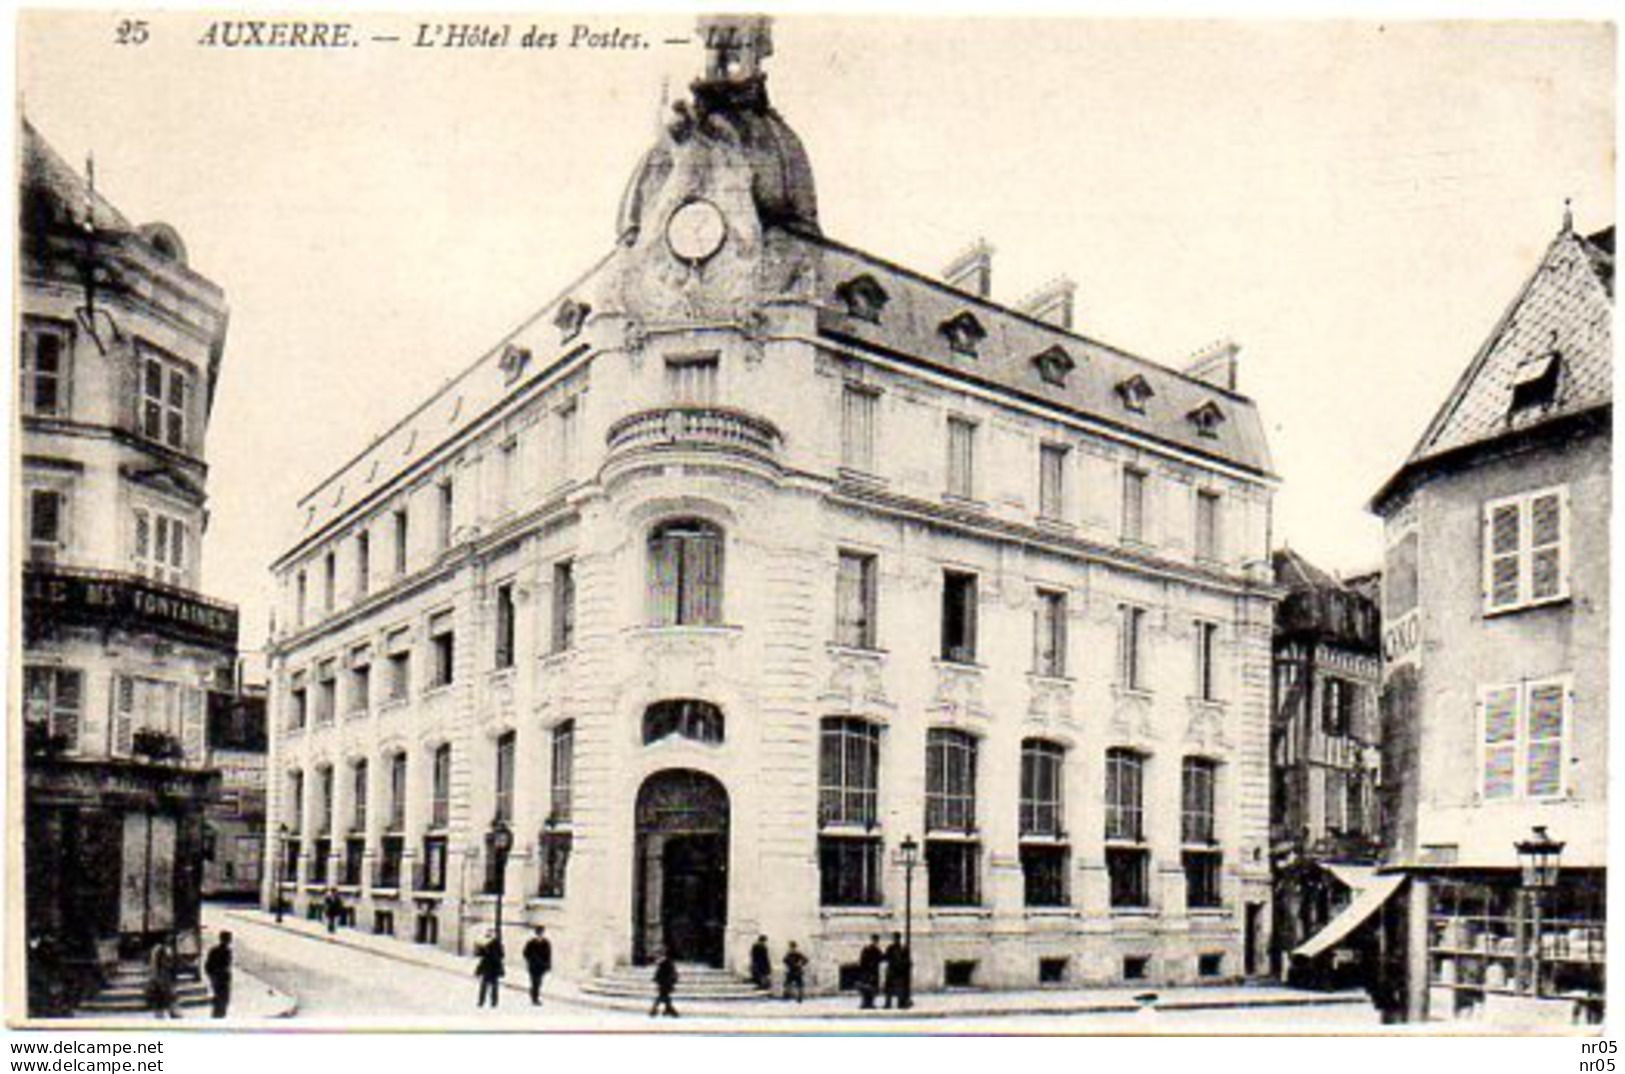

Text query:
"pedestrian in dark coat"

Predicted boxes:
[[782, 942, 808, 1002], [475, 931, 505, 1008], [522, 926, 553, 1006], [650, 951, 679, 1018], [857, 935, 884, 1009], [749, 935, 772, 991], [146, 943, 180, 1020], [882, 932, 912, 1010], [204, 931, 234, 1019], [323, 888, 343, 935]]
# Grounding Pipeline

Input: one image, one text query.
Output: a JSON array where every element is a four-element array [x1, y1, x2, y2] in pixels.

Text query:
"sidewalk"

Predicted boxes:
[[223, 908, 1368, 1022]]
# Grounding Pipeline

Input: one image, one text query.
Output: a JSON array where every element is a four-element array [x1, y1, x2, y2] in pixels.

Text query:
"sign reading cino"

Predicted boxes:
[[24, 566, 239, 650]]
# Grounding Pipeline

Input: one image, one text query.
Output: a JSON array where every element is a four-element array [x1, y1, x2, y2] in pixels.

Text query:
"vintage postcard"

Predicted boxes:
[[9, 9, 1615, 1040]]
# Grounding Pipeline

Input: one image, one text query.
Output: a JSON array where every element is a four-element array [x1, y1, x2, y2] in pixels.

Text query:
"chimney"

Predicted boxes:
[[1018, 277, 1077, 330], [1183, 339, 1240, 392], [942, 239, 994, 298]]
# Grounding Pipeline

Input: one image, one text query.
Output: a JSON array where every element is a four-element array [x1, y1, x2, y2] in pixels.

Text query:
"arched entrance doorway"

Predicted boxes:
[[634, 769, 729, 966]]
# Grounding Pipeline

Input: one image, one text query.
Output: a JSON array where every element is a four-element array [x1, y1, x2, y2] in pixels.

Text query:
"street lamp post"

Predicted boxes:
[[1514, 825, 1564, 999], [274, 823, 289, 923], [489, 817, 513, 956], [896, 834, 919, 1010]]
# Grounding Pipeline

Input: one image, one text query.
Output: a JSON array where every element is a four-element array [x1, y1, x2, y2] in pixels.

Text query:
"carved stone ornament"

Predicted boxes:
[[820, 651, 895, 715], [1027, 677, 1073, 723], [1184, 698, 1229, 752], [930, 662, 990, 721], [499, 343, 533, 385]]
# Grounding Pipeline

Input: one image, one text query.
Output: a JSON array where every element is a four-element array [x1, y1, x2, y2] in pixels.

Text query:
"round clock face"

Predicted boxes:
[[666, 200, 727, 262]]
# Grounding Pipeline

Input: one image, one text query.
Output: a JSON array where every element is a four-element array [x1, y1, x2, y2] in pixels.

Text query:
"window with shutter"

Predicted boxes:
[[112, 673, 135, 755], [1479, 678, 1570, 801], [1483, 486, 1569, 614], [1480, 685, 1519, 800], [1525, 682, 1566, 798]]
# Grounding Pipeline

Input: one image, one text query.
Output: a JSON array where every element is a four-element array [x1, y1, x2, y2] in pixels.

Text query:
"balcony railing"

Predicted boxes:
[[606, 406, 781, 460], [23, 563, 238, 651]]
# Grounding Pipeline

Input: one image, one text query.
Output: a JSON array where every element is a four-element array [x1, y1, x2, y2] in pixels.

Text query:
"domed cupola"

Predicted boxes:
[[615, 16, 818, 244]]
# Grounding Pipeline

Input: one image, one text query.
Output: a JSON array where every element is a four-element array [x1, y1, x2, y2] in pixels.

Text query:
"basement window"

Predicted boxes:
[[944, 960, 979, 988]]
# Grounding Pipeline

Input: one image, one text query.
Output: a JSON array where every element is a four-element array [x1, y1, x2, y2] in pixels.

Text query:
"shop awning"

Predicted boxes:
[[1324, 863, 1377, 891], [1291, 873, 1406, 960]]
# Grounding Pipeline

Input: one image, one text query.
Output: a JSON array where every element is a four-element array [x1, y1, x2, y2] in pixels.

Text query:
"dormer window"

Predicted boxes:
[[1116, 374, 1155, 413], [1032, 345, 1076, 387], [835, 274, 890, 323], [940, 311, 987, 357], [499, 344, 532, 385], [555, 299, 591, 343], [1187, 400, 1226, 438], [1510, 349, 1562, 413]]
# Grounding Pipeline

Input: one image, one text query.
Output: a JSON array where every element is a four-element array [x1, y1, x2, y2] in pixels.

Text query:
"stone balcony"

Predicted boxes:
[[604, 405, 782, 472]]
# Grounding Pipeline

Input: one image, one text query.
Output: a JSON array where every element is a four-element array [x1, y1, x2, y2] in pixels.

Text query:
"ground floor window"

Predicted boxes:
[[537, 831, 571, 898], [1020, 843, 1069, 907], [343, 837, 365, 887], [926, 839, 981, 907], [310, 838, 331, 885], [1107, 846, 1150, 909], [1428, 875, 1604, 1010], [281, 837, 301, 884], [819, 835, 883, 906], [418, 835, 447, 892], [376, 835, 403, 889], [1184, 849, 1223, 909]]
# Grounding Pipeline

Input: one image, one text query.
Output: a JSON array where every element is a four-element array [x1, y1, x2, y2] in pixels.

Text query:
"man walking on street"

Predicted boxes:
[[782, 941, 808, 1002], [323, 887, 343, 935], [523, 926, 552, 1006], [650, 950, 679, 1018], [749, 935, 772, 991], [883, 932, 911, 1010], [857, 935, 883, 1010], [204, 931, 233, 1019], [475, 930, 505, 1008]]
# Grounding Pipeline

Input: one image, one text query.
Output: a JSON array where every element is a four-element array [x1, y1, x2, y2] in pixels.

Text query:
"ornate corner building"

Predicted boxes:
[[265, 19, 1280, 992], [19, 121, 239, 1012]]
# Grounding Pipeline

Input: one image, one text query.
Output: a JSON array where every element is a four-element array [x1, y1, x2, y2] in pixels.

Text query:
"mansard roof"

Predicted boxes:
[[812, 234, 1274, 477], [1372, 222, 1614, 513]]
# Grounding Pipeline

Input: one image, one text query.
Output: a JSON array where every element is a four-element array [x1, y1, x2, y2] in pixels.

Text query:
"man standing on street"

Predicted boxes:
[[883, 932, 912, 1010], [323, 887, 343, 935], [749, 935, 772, 991], [857, 935, 884, 1010], [204, 931, 233, 1019], [650, 950, 679, 1018], [523, 926, 552, 1006], [782, 941, 808, 1003], [475, 930, 505, 1008]]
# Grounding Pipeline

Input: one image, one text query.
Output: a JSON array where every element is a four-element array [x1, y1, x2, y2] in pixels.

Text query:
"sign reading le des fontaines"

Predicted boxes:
[[24, 566, 239, 650]]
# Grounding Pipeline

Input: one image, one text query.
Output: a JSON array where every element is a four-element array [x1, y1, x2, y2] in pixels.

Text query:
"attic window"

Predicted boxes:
[[1509, 350, 1562, 412], [1187, 401, 1226, 438], [940, 311, 987, 357], [1032, 345, 1076, 387], [835, 274, 890, 323], [1116, 374, 1155, 413], [555, 299, 591, 343], [500, 344, 532, 385]]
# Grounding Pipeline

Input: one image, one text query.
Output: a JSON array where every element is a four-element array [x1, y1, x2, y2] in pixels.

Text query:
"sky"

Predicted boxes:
[[16, 13, 1616, 653]]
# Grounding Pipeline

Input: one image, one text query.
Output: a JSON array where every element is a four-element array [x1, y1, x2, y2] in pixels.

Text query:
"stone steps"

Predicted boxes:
[[579, 963, 766, 1001], [79, 963, 213, 1014]]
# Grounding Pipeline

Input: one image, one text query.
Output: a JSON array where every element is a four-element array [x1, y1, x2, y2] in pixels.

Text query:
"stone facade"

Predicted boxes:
[[265, 19, 1278, 993]]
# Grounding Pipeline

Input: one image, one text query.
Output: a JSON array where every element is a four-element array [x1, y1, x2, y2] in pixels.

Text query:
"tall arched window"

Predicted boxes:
[[648, 518, 724, 626]]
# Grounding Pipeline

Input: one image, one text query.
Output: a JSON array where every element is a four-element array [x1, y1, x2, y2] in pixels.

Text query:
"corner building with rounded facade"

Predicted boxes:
[[265, 20, 1280, 993]]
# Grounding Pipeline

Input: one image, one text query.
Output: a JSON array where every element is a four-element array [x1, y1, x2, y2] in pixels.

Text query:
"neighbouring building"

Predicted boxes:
[[1369, 213, 1611, 1024], [19, 121, 238, 1013], [264, 18, 1280, 993], [201, 689, 268, 899], [1266, 548, 1382, 985]]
